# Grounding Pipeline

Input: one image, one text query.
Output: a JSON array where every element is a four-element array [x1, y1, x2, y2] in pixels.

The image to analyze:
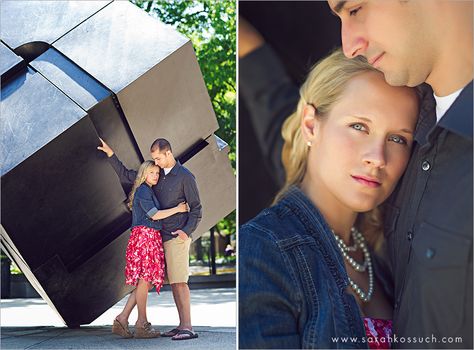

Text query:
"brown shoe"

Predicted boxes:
[[134, 321, 160, 338], [112, 318, 133, 338]]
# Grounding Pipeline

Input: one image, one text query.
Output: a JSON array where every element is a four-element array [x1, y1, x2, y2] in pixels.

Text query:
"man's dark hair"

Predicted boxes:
[[150, 138, 172, 153]]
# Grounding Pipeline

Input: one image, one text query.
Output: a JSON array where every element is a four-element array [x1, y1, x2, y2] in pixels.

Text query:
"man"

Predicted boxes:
[[328, 1, 472, 347], [98, 138, 201, 341], [240, 0, 472, 347]]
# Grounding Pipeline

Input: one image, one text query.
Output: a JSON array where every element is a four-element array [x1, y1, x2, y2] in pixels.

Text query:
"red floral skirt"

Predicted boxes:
[[364, 318, 393, 349], [125, 225, 165, 294]]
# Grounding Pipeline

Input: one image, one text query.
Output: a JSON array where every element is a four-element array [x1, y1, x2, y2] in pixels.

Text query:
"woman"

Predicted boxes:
[[112, 160, 188, 339], [239, 49, 419, 349]]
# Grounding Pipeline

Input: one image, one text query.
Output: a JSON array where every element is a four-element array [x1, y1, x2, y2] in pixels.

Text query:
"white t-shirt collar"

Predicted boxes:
[[433, 88, 463, 123]]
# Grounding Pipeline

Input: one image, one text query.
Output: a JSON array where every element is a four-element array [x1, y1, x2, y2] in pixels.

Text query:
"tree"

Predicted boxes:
[[131, 0, 236, 237]]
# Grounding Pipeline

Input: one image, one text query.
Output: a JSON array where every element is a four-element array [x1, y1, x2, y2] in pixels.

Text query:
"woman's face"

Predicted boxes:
[[303, 71, 419, 213], [145, 166, 160, 186]]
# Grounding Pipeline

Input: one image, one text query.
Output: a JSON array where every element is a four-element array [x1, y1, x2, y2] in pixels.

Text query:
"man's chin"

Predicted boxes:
[[383, 69, 419, 88], [383, 72, 407, 87]]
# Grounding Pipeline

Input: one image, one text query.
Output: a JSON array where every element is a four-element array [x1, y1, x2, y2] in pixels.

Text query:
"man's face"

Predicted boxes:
[[150, 148, 170, 168], [328, 0, 435, 87]]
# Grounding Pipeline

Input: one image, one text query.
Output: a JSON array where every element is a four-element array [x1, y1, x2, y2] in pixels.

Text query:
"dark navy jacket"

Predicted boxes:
[[384, 82, 473, 348], [239, 185, 367, 349], [131, 183, 162, 231]]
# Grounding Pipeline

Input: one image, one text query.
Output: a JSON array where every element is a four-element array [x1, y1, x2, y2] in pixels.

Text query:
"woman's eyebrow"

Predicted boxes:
[[398, 128, 414, 135], [349, 116, 372, 123]]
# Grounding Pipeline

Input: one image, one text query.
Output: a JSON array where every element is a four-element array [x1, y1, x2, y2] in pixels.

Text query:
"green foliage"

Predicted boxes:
[[131, 0, 236, 235], [10, 262, 22, 275], [131, 0, 236, 168], [217, 210, 236, 237]]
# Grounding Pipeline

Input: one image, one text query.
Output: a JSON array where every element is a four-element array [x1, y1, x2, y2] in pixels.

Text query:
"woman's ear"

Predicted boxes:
[[301, 104, 318, 146]]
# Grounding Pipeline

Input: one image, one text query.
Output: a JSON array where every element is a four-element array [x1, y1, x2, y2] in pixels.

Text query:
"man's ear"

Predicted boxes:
[[301, 104, 319, 145]]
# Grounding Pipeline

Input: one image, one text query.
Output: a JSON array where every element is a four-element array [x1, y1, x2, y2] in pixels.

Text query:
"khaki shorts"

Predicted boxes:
[[163, 236, 192, 284]]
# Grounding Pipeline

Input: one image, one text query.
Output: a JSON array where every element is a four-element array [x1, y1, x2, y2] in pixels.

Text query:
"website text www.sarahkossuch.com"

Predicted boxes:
[[331, 334, 463, 346]]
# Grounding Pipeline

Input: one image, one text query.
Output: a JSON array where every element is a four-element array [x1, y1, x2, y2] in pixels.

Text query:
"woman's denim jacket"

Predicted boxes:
[[239, 186, 367, 349], [131, 183, 162, 231]]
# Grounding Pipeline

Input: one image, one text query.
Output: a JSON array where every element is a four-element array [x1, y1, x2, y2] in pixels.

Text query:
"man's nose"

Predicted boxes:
[[341, 21, 368, 58]]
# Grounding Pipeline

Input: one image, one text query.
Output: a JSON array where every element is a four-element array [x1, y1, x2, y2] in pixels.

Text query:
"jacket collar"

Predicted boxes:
[[166, 160, 182, 176], [438, 81, 473, 140], [414, 83, 437, 144], [279, 185, 348, 280]]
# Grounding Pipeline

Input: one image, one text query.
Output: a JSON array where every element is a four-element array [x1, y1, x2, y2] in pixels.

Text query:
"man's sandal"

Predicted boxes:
[[171, 329, 199, 341], [161, 328, 180, 337]]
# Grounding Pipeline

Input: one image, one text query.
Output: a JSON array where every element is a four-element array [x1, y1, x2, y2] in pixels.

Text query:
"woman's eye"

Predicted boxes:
[[349, 6, 361, 16], [389, 135, 407, 145], [350, 123, 367, 132]]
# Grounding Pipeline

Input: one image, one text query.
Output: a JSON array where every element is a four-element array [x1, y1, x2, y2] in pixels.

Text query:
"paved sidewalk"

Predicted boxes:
[[1, 288, 236, 349]]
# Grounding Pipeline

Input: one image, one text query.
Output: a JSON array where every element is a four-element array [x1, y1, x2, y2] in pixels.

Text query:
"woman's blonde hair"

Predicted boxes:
[[278, 48, 383, 249], [128, 160, 160, 210]]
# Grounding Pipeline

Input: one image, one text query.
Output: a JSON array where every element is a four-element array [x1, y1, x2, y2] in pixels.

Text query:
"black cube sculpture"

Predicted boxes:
[[1, 0, 235, 327]]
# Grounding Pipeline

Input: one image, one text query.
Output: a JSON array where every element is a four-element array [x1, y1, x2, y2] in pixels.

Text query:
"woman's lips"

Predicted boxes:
[[351, 175, 381, 188]]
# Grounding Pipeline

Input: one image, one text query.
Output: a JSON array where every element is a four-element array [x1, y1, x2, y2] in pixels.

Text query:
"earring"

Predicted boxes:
[[307, 141, 312, 147]]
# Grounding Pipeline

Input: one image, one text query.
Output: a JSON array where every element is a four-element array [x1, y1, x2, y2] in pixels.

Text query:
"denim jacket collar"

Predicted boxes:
[[279, 185, 350, 287]]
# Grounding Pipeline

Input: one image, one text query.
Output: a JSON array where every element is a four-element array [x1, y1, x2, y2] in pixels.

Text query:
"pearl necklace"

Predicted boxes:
[[332, 227, 367, 271], [332, 227, 374, 302]]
